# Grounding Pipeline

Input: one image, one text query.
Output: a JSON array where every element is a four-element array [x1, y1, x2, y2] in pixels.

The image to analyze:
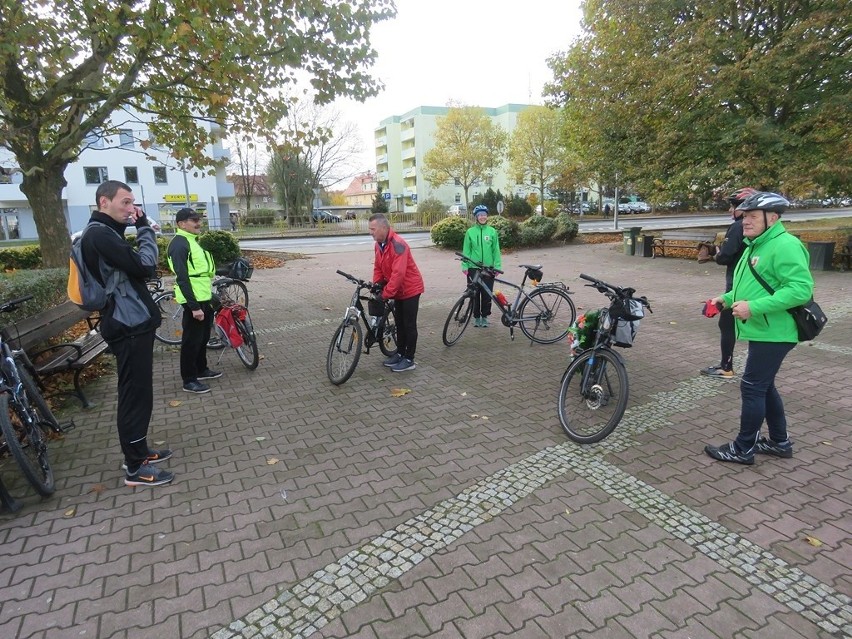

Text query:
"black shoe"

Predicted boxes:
[[754, 437, 793, 458], [704, 442, 754, 465], [122, 448, 172, 470], [198, 369, 223, 380], [183, 381, 211, 394], [125, 463, 174, 487], [383, 353, 402, 367]]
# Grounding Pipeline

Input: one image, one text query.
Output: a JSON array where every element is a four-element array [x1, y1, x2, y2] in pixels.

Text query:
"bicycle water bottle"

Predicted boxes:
[[370, 316, 380, 329], [495, 290, 508, 306]]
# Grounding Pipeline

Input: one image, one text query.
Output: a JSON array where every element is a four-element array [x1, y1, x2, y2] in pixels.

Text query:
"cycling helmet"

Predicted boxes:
[[727, 187, 758, 206], [473, 204, 488, 216], [735, 191, 789, 214]]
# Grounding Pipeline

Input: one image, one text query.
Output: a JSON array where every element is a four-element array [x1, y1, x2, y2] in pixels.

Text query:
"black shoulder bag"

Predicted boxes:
[[745, 252, 827, 341]]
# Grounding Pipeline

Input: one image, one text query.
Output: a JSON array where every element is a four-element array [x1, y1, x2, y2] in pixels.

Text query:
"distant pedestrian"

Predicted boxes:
[[699, 187, 756, 379], [369, 213, 425, 372], [167, 208, 221, 394], [230, 211, 238, 232], [704, 192, 813, 465], [604, 203, 611, 217], [461, 205, 502, 327], [81, 180, 173, 487]]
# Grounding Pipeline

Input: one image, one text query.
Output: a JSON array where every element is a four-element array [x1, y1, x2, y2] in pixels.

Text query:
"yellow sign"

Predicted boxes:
[[163, 194, 198, 202]]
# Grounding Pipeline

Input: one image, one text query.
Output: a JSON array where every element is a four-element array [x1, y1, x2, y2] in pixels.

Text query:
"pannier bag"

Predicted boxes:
[[525, 268, 543, 283], [228, 257, 253, 281], [613, 319, 640, 348]]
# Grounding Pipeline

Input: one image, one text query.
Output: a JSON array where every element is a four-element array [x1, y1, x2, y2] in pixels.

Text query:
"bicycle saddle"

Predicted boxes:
[[518, 263, 542, 270]]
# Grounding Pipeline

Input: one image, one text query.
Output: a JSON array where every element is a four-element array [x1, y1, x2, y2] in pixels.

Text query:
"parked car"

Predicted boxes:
[[312, 209, 342, 223], [630, 201, 651, 214], [344, 210, 357, 219], [447, 204, 466, 216]]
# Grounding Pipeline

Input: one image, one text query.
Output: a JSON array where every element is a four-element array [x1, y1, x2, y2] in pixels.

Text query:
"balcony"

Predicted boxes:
[[401, 147, 415, 160], [404, 188, 417, 197], [400, 128, 414, 141], [402, 167, 416, 178], [375, 136, 387, 147], [376, 153, 388, 165], [0, 181, 26, 203], [378, 171, 389, 181]]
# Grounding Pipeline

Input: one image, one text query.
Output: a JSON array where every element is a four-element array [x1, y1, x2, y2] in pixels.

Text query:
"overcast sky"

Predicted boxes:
[[333, 0, 585, 176]]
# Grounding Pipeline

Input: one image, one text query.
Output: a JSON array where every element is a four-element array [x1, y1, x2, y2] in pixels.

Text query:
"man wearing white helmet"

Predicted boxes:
[[704, 191, 813, 465]]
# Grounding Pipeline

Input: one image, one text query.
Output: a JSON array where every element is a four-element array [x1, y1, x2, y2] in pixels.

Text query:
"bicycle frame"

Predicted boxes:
[[338, 280, 390, 353]]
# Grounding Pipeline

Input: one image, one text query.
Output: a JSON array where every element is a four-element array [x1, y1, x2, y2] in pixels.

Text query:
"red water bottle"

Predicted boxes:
[[495, 290, 508, 306]]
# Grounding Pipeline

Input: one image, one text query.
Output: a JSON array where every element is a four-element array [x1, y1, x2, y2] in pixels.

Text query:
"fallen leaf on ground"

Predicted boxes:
[[267, 457, 279, 465], [481, 415, 489, 421], [470, 414, 479, 418], [64, 507, 77, 517], [390, 388, 411, 397], [804, 535, 823, 547], [168, 400, 182, 407], [90, 484, 107, 494], [256, 436, 266, 442]]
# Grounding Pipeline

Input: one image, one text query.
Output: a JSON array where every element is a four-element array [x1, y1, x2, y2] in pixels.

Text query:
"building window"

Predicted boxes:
[[454, 194, 461, 203], [124, 166, 138, 184], [119, 129, 134, 148], [84, 167, 109, 184], [454, 178, 461, 186], [153, 166, 168, 184], [84, 131, 104, 149]]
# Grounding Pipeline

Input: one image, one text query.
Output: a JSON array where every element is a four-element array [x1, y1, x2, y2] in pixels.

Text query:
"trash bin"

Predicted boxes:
[[636, 234, 654, 258], [807, 241, 835, 271], [622, 227, 642, 256]]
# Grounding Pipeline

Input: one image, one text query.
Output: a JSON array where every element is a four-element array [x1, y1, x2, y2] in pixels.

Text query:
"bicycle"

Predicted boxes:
[[557, 273, 652, 444], [442, 253, 576, 346], [0, 295, 61, 497], [154, 274, 248, 347], [326, 270, 398, 385]]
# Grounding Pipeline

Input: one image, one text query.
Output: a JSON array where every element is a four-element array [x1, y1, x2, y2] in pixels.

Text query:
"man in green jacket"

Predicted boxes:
[[167, 208, 221, 393], [462, 205, 502, 327], [704, 192, 813, 464]]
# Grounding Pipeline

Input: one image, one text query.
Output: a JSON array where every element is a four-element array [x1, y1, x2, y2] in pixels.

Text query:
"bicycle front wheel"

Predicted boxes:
[[327, 320, 363, 385], [378, 313, 398, 357], [217, 279, 249, 307], [518, 287, 576, 344], [557, 349, 628, 444], [442, 295, 473, 346], [17, 365, 59, 434], [0, 392, 55, 496], [154, 292, 183, 345], [234, 310, 259, 370]]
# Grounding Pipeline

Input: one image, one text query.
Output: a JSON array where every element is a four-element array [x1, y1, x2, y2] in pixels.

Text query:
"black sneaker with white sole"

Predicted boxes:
[[198, 369, 223, 380], [754, 437, 793, 458], [121, 448, 172, 470], [704, 442, 754, 465], [125, 463, 174, 487], [183, 380, 211, 393]]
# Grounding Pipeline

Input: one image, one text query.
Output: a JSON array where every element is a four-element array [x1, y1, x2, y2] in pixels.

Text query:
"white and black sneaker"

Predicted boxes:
[[704, 442, 754, 465]]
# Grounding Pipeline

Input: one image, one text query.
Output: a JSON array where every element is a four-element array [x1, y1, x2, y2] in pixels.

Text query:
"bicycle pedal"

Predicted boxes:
[[57, 420, 76, 433]]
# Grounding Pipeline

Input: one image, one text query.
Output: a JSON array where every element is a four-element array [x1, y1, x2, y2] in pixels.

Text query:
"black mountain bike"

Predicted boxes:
[[557, 274, 651, 444], [443, 253, 576, 346], [326, 270, 398, 385], [0, 296, 61, 496]]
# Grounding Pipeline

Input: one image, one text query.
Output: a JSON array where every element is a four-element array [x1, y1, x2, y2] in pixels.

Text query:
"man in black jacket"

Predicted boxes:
[[81, 180, 173, 487], [699, 187, 756, 379]]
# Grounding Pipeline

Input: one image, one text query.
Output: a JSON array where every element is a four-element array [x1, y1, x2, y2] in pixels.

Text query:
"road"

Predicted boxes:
[[241, 208, 852, 254]]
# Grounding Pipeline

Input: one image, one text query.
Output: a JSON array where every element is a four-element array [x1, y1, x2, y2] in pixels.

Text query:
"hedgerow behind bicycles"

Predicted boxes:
[[557, 274, 652, 444]]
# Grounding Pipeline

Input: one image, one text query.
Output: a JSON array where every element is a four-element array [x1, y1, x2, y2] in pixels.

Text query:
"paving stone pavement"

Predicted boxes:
[[0, 241, 850, 639]]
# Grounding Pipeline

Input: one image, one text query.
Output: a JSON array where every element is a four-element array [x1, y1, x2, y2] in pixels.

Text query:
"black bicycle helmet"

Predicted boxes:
[[727, 186, 758, 206], [736, 191, 789, 215]]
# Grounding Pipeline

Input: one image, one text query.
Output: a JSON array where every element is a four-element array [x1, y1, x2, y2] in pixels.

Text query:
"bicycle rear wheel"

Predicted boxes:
[[154, 292, 183, 345], [0, 392, 55, 496], [557, 349, 628, 444], [377, 312, 398, 357], [442, 295, 473, 346], [234, 309, 259, 370], [518, 287, 576, 344], [217, 279, 249, 307], [327, 320, 362, 385]]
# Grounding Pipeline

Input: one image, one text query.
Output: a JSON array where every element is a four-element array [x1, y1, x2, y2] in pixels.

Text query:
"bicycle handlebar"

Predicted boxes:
[[0, 295, 34, 313], [454, 252, 504, 275], [579, 273, 651, 311], [336, 270, 374, 290]]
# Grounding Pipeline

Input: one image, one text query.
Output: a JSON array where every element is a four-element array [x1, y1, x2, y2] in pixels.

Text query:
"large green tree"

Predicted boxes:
[[509, 106, 565, 211], [545, 0, 852, 202], [0, 0, 394, 266], [422, 106, 508, 215]]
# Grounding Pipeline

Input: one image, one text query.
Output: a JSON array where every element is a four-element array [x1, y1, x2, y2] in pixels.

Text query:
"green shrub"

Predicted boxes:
[[430, 216, 470, 249], [506, 195, 532, 218], [488, 216, 520, 249], [244, 208, 276, 226], [0, 245, 42, 270], [519, 215, 556, 247], [199, 230, 241, 264], [0, 268, 68, 323], [552, 213, 579, 242]]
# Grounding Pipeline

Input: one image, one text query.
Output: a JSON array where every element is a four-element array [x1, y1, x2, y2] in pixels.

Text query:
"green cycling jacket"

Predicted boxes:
[[462, 224, 502, 271], [721, 221, 813, 343]]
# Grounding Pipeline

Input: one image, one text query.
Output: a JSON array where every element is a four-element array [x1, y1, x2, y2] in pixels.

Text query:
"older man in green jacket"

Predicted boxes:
[[704, 192, 813, 465]]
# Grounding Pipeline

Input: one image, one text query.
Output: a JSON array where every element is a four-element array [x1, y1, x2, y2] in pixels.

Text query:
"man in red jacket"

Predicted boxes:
[[369, 213, 425, 372]]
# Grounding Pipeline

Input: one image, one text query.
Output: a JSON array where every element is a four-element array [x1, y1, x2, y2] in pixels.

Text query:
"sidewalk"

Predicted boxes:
[[1, 242, 850, 639]]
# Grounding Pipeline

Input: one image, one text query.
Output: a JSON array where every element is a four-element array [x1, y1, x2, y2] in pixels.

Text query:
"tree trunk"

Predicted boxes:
[[19, 167, 71, 269]]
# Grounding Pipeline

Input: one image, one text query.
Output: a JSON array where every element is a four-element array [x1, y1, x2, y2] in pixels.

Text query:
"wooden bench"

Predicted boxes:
[[1, 301, 108, 408], [652, 231, 719, 259]]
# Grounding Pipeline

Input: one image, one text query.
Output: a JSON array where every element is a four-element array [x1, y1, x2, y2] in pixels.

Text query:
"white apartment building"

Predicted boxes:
[[375, 104, 536, 213], [0, 111, 234, 240]]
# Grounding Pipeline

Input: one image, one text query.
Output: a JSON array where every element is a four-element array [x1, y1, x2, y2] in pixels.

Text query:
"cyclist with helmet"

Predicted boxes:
[[462, 204, 503, 327], [700, 186, 757, 378], [704, 191, 813, 465]]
